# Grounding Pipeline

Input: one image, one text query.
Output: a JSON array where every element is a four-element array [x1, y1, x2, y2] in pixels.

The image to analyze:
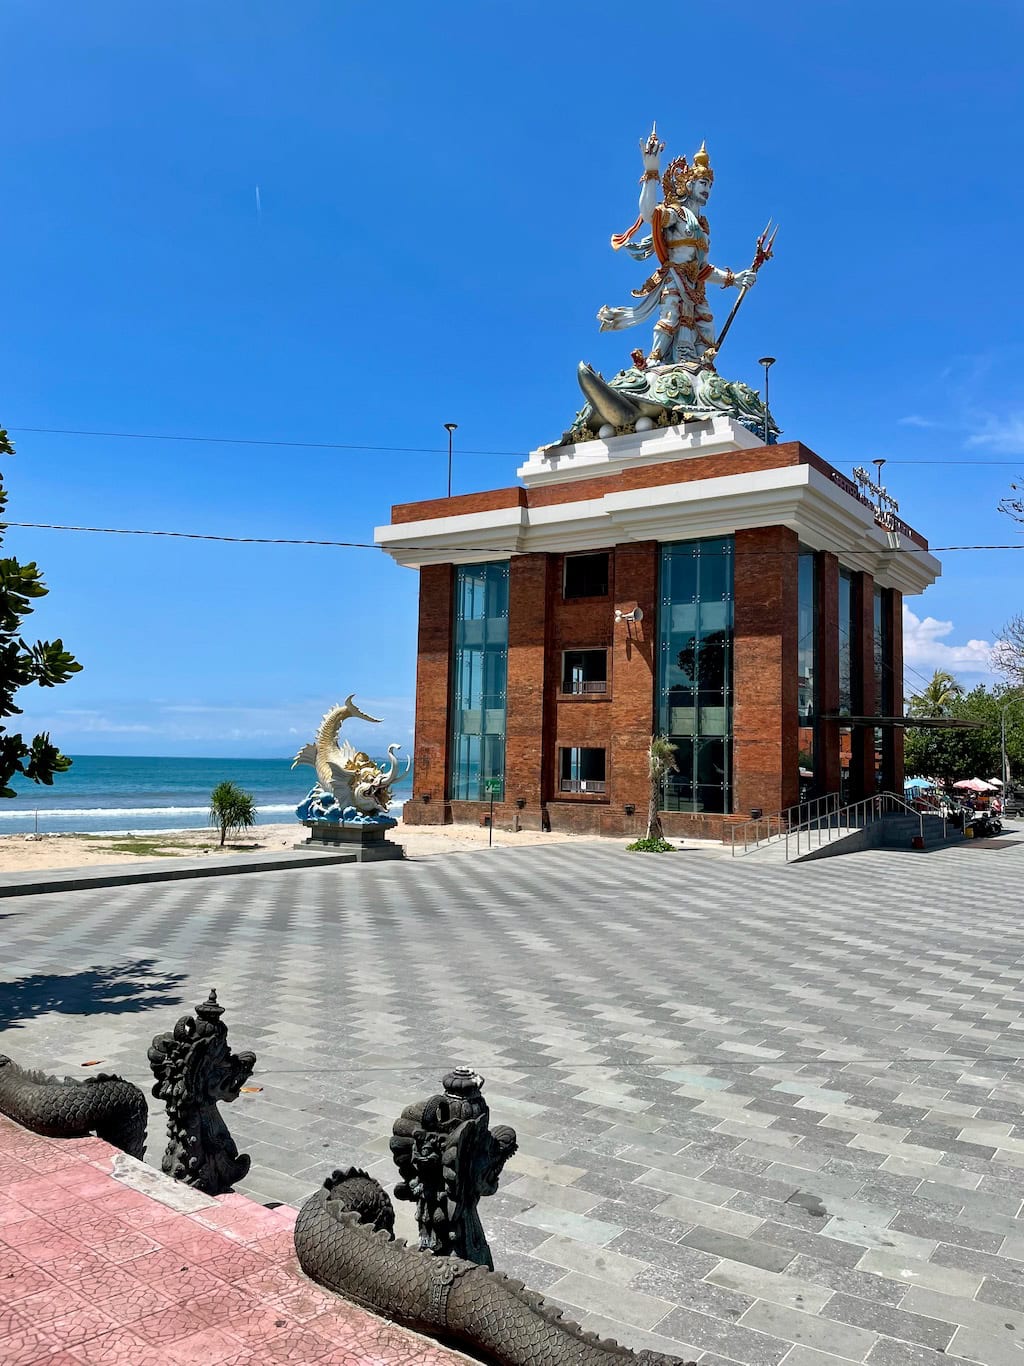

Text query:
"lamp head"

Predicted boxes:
[[758, 356, 776, 369], [444, 422, 458, 434]]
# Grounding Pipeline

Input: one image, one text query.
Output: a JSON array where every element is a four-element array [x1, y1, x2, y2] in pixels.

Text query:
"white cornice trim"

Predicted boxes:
[[376, 463, 941, 595]]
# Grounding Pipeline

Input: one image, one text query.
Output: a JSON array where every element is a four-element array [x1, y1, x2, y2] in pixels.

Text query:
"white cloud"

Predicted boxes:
[[902, 606, 994, 680], [898, 414, 942, 430], [965, 412, 1024, 455], [13, 695, 416, 757]]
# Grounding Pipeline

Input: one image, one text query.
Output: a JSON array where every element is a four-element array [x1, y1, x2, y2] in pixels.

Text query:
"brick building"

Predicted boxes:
[[377, 419, 940, 839]]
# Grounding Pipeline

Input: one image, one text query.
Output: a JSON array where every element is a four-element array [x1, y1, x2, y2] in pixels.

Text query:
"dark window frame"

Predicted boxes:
[[557, 745, 608, 797], [559, 648, 610, 698], [563, 552, 610, 601]]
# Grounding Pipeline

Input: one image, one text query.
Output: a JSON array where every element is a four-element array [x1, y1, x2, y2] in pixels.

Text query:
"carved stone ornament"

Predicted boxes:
[[148, 989, 255, 1194], [0, 1054, 148, 1159], [294, 1166, 688, 1366], [389, 1067, 517, 1269]]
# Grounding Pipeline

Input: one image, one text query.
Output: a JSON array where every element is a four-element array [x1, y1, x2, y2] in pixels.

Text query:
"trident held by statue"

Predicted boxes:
[[703, 219, 778, 364]]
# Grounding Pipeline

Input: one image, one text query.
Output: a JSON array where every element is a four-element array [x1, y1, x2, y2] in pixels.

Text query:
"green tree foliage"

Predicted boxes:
[[645, 735, 678, 841], [907, 669, 964, 718], [209, 780, 257, 847], [904, 682, 1024, 787], [0, 429, 82, 799]]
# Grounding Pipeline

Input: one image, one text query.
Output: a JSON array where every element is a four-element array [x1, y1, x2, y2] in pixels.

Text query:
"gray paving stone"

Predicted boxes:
[[977, 1275, 1024, 1313], [739, 1300, 879, 1360], [949, 1322, 1024, 1366], [657, 1306, 791, 1365], [786, 1254, 910, 1308], [545, 1270, 674, 1330], [756, 1221, 868, 1269], [857, 1249, 983, 1299], [680, 1226, 797, 1273], [822, 1292, 954, 1350], [5, 838, 1024, 1365], [901, 1284, 1024, 1340]]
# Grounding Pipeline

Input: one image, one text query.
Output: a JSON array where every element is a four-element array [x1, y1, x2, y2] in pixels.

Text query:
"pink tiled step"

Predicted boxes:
[[0, 1114, 468, 1364]]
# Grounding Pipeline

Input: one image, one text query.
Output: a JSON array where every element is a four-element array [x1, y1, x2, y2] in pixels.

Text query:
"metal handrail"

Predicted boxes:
[[730, 791, 841, 857], [784, 790, 947, 862]]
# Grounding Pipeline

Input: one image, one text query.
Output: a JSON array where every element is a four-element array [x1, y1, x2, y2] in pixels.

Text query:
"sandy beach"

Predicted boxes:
[[0, 819, 592, 874]]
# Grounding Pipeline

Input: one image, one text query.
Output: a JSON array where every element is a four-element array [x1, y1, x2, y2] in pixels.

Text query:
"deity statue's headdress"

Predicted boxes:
[[662, 141, 714, 203]]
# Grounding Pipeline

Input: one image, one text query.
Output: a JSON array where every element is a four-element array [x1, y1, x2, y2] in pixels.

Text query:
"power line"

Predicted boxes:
[[5, 520, 1023, 558], [7, 426, 523, 459], [6, 424, 1024, 467]]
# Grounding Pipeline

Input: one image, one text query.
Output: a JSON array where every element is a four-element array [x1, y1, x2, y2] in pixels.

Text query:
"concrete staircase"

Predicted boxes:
[[739, 811, 961, 865]]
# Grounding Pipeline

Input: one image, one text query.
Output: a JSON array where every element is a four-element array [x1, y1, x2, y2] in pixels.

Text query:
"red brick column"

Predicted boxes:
[[504, 554, 550, 820], [817, 552, 841, 797], [851, 571, 877, 802], [608, 542, 658, 824], [733, 526, 800, 817], [406, 564, 453, 825], [885, 588, 904, 792]]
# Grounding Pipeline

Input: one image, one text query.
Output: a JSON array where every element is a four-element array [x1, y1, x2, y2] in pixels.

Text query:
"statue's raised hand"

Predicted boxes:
[[641, 125, 664, 171]]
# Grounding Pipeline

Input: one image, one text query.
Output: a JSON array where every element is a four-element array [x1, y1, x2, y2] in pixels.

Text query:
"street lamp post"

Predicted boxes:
[[757, 357, 776, 444], [444, 422, 458, 498]]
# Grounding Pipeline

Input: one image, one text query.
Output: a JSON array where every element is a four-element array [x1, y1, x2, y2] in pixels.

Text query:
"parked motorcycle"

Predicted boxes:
[[968, 811, 1003, 838]]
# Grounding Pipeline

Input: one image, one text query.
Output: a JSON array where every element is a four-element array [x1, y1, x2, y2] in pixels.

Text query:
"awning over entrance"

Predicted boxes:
[[819, 715, 984, 730]]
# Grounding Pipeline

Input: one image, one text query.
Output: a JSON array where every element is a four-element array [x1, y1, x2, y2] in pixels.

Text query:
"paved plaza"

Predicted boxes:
[[3, 834, 1024, 1365]]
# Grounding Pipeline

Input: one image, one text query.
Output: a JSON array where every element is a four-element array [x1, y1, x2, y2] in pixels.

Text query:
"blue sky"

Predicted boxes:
[[2, 0, 1022, 757]]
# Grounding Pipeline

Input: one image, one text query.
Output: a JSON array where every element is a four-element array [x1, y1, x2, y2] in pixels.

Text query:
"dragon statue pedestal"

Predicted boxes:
[[297, 813, 405, 862]]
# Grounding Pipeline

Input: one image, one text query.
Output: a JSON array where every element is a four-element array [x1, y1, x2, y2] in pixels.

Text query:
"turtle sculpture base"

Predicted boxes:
[[297, 820, 405, 861]]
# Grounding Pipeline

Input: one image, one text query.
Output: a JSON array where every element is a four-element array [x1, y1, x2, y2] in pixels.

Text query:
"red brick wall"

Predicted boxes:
[[885, 588, 904, 791], [404, 564, 453, 826], [389, 441, 929, 548], [733, 526, 800, 816], [505, 554, 550, 812]]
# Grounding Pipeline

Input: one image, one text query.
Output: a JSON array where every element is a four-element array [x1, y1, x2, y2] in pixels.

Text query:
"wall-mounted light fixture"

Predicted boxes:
[[624, 803, 636, 816], [515, 797, 527, 809], [421, 793, 432, 804]]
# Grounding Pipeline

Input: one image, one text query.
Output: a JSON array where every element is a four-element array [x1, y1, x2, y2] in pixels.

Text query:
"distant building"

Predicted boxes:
[[377, 420, 939, 838]]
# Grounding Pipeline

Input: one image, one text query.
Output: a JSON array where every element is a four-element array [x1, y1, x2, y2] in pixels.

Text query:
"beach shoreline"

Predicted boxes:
[[0, 819, 594, 873]]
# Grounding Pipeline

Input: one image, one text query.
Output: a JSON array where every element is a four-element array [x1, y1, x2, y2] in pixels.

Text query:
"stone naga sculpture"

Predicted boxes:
[[294, 1167, 688, 1366], [292, 694, 410, 821], [148, 989, 255, 1194], [0, 1054, 147, 1159], [390, 1067, 517, 1269]]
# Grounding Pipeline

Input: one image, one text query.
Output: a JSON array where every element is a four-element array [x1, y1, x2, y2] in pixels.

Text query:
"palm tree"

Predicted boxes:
[[909, 669, 965, 718], [646, 736, 678, 841], [209, 781, 257, 847]]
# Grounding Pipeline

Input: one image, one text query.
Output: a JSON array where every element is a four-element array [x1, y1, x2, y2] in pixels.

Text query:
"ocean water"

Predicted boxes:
[[1, 755, 412, 836]]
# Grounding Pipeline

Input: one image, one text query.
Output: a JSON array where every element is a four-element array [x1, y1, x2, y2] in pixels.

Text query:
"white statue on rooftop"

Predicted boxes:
[[598, 129, 759, 366], [562, 124, 779, 447]]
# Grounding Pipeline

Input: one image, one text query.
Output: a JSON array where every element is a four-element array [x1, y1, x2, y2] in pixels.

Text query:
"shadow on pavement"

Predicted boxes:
[[0, 958, 187, 1032]]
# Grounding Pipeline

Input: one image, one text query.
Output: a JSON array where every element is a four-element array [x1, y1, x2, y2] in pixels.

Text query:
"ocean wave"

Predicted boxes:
[[0, 802, 301, 821]]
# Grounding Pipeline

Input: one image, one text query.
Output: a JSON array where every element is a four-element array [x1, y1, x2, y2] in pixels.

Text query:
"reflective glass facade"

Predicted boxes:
[[797, 550, 817, 794], [449, 563, 508, 800], [658, 538, 734, 813], [838, 567, 855, 802]]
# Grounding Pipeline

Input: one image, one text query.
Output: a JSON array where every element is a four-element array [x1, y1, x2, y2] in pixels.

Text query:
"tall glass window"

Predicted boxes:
[[658, 538, 733, 813], [874, 586, 890, 791], [797, 551, 817, 798], [449, 563, 508, 800], [837, 568, 855, 802]]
